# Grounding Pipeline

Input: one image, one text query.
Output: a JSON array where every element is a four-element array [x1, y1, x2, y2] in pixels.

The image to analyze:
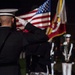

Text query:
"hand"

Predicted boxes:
[[67, 54, 71, 60], [62, 52, 65, 56], [63, 42, 68, 45], [54, 61, 56, 64], [50, 51, 54, 56], [16, 17, 28, 26], [72, 62, 74, 65]]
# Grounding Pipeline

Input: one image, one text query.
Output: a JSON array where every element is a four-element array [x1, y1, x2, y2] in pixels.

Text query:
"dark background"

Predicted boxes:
[[0, 0, 46, 15], [52, 0, 75, 24]]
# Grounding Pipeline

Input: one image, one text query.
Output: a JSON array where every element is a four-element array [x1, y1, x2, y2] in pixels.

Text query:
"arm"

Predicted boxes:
[[16, 17, 49, 44], [24, 23, 49, 44]]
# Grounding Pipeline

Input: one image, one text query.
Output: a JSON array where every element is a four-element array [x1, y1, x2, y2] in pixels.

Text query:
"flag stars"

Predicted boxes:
[[36, 0, 50, 14]]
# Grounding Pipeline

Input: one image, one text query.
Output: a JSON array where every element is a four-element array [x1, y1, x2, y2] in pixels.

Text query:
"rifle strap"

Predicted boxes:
[[0, 31, 11, 54]]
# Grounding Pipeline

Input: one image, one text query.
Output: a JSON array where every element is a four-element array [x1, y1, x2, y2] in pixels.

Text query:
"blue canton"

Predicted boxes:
[[36, 0, 51, 14]]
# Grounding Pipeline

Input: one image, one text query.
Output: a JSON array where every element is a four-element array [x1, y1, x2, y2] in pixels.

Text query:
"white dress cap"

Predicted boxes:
[[0, 9, 18, 16], [64, 34, 71, 38]]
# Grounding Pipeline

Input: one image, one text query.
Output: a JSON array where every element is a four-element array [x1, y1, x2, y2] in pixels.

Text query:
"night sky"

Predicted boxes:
[[0, 0, 46, 15], [0, 0, 75, 24]]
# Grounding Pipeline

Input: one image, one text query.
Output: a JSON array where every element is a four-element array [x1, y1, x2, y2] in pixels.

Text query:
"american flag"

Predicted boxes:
[[16, 0, 51, 30]]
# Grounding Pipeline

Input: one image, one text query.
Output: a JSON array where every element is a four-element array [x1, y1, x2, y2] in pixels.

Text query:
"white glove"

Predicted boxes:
[[72, 62, 74, 65], [63, 42, 68, 45], [16, 17, 28, 26], [62, 52, 66, 56], [54, 61, 56, 64], [50, 51, 54, 56], [67, 54, 71, 60]]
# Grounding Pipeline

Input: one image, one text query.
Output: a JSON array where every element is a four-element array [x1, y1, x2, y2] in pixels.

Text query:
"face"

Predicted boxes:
[[65, 37, 70, 43]]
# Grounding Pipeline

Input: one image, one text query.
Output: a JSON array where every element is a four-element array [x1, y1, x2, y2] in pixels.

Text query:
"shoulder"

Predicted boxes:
[[11, 29, 25, 37]]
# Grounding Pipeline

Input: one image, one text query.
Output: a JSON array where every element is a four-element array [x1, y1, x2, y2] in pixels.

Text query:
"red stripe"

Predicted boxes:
[[16, 24, 23, 27], [22, 16, 33, 20], [32, 15, 50, 20]]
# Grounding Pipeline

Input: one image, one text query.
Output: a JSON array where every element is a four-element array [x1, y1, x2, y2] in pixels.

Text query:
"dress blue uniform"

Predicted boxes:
[[25, 42, 51, 75], [60, 34, 74, 75], [50, 41, 58, 75], [0, 9, 49, 75]]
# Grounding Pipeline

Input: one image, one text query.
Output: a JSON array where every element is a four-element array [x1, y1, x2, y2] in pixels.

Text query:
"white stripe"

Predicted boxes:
[[34, 23, 50, 27], [17, 12, 50, 25], [30, 17, 50, 23], [18, 12, 50, 23], [16, 22, 50, 28], [16, 18, 50, 25], [31, 12, 50, 19], [19, 13, 36, 18]]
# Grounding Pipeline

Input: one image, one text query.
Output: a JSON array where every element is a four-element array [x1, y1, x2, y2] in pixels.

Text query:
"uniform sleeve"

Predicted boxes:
[[71, 43, 75, 60], [23, 23, 49, 44], [18, 31, 29, 47]]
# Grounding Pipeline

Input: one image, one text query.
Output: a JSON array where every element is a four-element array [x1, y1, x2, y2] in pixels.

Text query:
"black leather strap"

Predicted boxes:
[[0, 31, 11, 54]]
